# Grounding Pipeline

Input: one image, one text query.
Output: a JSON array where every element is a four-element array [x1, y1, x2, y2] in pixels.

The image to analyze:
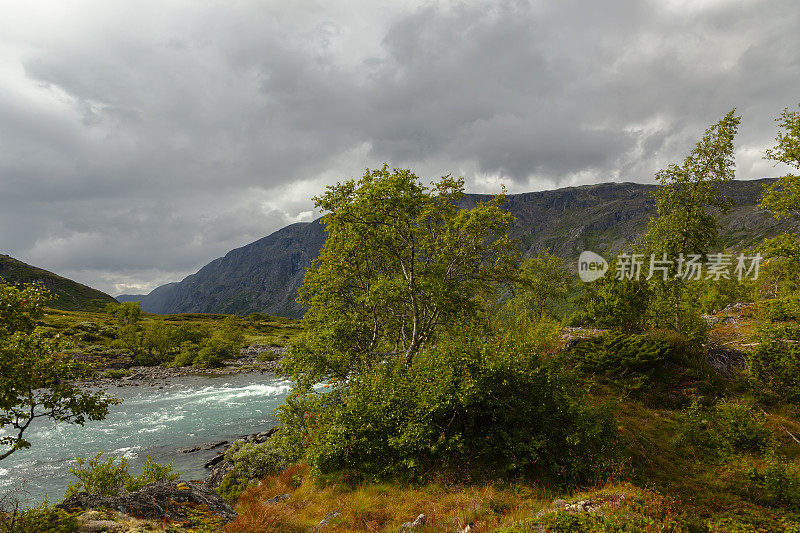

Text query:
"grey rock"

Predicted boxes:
[[204, 453, 226, 468], [401, 513, 427, 529], [178, 440, 228, 454], [77, 520, 124, 532], [203, 459, 233, 490], [316, 511, 341, 528], [266, 493, 290, 504], [57, 480, 236, 523]]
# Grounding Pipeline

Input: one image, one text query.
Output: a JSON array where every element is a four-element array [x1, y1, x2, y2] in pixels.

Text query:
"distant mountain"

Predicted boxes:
[[132, 179, 797, 318], [0, 254, 117, 312], [116, 294, 148, 303]]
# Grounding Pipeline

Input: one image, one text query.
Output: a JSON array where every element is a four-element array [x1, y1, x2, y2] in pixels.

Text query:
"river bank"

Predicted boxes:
[[80, 344, 286, 387]]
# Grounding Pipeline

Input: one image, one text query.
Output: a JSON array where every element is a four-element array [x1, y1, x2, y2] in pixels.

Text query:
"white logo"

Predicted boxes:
[[578, 251, 609, 282]]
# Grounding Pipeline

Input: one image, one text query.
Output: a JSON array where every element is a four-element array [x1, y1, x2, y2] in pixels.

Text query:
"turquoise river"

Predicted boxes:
[[0, 372, 291, 505]]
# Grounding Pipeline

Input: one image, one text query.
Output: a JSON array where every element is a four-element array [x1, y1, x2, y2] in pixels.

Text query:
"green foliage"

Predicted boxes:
[[0, 281, 116, 461], [744, 454, 800, 509], [286, 328, 618, 485], [124, 455, 180, 492], [578, 274, 650, 333], [193, 317, 245, 368], [761, 295, 800, 321], [66, 452, 129, 497], [684, 275, 754, 314], [566, 333, 672, 390], [66, 452, 179, 496], [104, 301, 142, 324], [641, 110, 740, 258], [759, 104, 800, 304], [644, 286, 709, 344], [637, 110, 740, 335], [0, 500, 78, 533], [748, 337, 800, 403], [286, 165, 517, 390], [676, 399, 773, 460], [217, 440, 287, 504], [508, 252, 572, 320], [139, 319, 177, 364], [761, 103, 800, 220]]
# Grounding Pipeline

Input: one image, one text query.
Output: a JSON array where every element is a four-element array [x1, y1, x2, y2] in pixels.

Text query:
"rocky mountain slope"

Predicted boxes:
[[0, 254, 117, 311], [128, 178, 796, 318]]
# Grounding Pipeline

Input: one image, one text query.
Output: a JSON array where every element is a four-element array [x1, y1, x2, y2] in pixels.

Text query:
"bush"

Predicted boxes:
[[66, 452, 179, 496], [566, 333, 672, 390], [194, 337, 236, 368], [193, 318, 245, 368], [0, 500, 77, 533], [676, 399, 773, 460], [66, 452, 129, 497], [579, 275, 650, 333], [217, 440, 286, 503], [124, 455, 179, 492], [284, 330, 619, 485], [102, 368, 131, 379], [744, 454, 800, 508], [762, 295, 800, 321], [749, 339, 800, 403]]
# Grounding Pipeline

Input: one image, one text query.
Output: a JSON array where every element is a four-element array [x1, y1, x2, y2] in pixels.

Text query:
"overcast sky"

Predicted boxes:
[[1, 0, 798, 296]]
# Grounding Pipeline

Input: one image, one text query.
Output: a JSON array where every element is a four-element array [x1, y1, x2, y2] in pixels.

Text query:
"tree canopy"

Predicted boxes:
[[283, 165, 517, 388], [0, 281, 117, 460], [760, 103, 800, 284]]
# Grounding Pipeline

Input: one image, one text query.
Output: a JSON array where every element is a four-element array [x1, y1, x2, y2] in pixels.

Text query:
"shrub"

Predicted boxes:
[[744, 454, 800, 508], [288, 330, 619, 485], [579, 275, 650, 333], [217, 440, 287, 503], [566, 333, 672, 390], [193, 318, 245, 368], [676, 399, 773, 460], [0, 500, 77, 533], [762, 295, 800, 321], [66, 452, 129, 497], [749, 339, 800, 403], [66, 452, 179, 496], [194, 337, 236, 368], [124, 455, 179, 492], [102, 368, 131, 379]]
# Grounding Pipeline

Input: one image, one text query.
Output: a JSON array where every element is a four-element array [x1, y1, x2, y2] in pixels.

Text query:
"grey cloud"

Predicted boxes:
[[0, 0, 798, 294]]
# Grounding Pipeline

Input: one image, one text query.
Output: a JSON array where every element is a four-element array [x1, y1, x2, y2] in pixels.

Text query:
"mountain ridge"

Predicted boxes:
[[130, 178, 797, 318], [0, 254, 117, 311]]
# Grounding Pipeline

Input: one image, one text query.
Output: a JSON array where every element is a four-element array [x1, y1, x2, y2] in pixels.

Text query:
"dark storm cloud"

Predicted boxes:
[[0, 0, 798, 294]]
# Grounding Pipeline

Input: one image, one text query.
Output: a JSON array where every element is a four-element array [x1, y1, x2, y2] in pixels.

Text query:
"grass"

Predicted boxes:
[[36, 307, 301, 372], [226, 463, 690, 532], [223, 306, 800, 532], [0, 254, 117, 311]]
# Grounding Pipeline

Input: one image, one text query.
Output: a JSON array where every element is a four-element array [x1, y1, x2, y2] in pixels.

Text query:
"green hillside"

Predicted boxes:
[[0, 254, 117, 311]]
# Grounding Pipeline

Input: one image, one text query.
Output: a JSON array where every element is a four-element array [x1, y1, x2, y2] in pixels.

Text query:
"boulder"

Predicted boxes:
[[203, 460, 234, 490], [57, 481, 236, 523], [316, 511, 341, 529], [178, 440, 228, 454], [76, 520, 124, 532], [401, 514, 426, 529]]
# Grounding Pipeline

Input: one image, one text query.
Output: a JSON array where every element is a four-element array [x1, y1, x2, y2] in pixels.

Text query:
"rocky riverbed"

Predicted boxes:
[[82, 344, 286, 387]]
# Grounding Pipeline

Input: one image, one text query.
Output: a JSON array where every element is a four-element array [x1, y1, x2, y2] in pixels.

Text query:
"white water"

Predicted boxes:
[[0, 372, 291, 505]]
